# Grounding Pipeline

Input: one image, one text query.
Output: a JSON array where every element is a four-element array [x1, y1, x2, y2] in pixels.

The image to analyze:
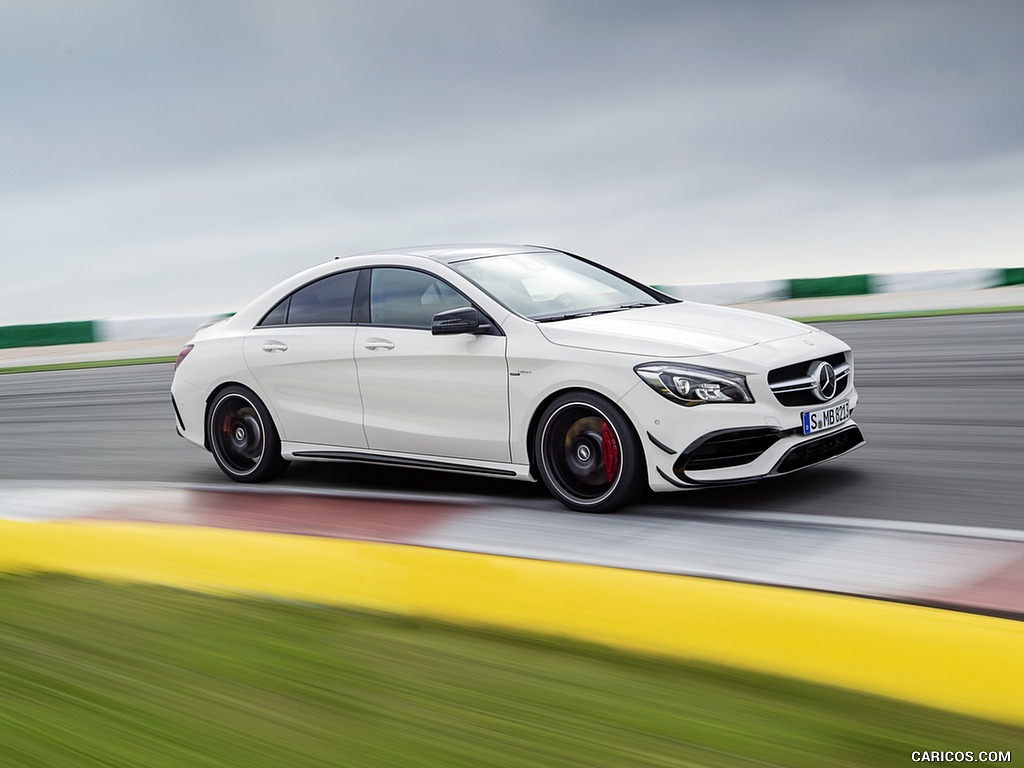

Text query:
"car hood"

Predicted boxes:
[[536, 301, 813, 357]]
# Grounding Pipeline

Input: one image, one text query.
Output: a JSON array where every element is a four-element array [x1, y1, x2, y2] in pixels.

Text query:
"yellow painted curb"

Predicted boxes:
[[1, 519, 1021, 725]]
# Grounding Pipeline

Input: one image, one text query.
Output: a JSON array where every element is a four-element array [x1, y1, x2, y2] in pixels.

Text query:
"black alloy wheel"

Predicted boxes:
[[534, 392, 643, 513], [207, 386, 289, 482]]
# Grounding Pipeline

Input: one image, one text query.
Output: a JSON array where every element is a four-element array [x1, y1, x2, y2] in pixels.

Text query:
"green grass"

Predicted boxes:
[[0, 356, 176, 375], [0, 575, 1018, 767], [794, 305, 1024, 323]]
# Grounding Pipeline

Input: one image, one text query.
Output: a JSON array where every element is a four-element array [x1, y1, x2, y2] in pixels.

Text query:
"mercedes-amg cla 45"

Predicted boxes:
[[171, 244, 864, 512]]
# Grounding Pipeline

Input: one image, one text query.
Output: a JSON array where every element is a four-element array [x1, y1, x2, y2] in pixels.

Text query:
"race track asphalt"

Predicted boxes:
[[0, 312, 1021, 530]]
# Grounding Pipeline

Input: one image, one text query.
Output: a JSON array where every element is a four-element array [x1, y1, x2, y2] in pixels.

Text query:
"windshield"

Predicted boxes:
[[449, 251, 668, 321]]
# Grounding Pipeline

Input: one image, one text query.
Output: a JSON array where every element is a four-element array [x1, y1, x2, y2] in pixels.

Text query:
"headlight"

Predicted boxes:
[[634, 362, 754, 406]]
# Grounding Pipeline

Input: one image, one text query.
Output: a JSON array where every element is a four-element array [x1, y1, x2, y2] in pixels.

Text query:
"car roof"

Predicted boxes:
[[343, 243, 561, 265]]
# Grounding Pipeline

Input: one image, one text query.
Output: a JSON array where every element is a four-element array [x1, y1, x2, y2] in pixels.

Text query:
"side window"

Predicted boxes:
[[369, 268, 470, 329], [260, 298, 289, 326], [260, 271, 359, 326]]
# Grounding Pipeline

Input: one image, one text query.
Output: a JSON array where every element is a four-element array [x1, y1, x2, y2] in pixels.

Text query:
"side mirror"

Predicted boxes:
[[431, 306, 491, 335]]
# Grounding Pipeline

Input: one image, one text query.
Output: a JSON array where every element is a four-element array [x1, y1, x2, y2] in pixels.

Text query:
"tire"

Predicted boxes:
[[533, 392, 643, 513], [207, 386, 289, 482]]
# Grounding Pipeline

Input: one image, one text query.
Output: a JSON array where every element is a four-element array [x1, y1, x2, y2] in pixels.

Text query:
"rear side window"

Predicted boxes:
[[260, 271, 359, 326]]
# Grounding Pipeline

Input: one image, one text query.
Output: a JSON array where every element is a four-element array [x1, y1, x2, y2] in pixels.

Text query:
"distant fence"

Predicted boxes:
[[655, 266, 1024, 304], [2, 267, 1022, 349], [0, 315, 230, 350], [0, 321, 97, 349]]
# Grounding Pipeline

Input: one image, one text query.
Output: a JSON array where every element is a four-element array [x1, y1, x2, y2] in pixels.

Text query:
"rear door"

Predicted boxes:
[[243, 269, 366, 448]]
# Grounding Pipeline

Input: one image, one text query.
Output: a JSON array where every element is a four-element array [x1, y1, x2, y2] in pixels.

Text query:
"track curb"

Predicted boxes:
[[1, 518, 1020, 726]]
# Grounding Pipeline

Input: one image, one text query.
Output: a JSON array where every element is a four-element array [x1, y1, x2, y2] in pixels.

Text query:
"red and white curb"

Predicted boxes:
[[1, 481, 1022, 618]]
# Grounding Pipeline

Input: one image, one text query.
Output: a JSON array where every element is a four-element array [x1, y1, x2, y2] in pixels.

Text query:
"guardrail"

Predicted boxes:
[[654, 266, 1024, 303], [2, 267, 1022, 349]]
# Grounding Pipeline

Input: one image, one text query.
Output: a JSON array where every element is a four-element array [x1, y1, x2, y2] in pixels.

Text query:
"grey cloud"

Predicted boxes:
[[1, 1, 1022, 322]]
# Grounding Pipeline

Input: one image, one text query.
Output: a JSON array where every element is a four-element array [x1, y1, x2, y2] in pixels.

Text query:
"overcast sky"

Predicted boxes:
[[3, 1, 1023, 324]]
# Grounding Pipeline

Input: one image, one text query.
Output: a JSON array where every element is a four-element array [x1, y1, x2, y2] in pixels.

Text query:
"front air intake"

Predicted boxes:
[[675, 428, 781, 475], [773, 425, 865, 474]]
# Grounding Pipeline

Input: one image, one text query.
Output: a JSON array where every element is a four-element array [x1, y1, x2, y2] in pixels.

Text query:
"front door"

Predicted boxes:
[[353, 267, 509, 462]]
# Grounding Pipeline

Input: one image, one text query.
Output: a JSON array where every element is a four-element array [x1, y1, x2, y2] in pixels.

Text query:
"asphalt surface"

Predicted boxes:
[[1, 313, 1021, 530]]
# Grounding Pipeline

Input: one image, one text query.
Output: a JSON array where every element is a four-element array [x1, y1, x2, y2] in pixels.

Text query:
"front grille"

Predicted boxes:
[[675, 428, 780, 474], [774, 425, 864, 474], [768, 352, 850, 407]]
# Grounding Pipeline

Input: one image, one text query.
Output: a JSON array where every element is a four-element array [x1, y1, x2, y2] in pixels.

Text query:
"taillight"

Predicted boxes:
[[174, 344, 194, 371]]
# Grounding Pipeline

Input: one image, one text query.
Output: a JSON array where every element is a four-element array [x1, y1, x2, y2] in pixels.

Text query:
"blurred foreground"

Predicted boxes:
[[1, 574, 1018, 768]]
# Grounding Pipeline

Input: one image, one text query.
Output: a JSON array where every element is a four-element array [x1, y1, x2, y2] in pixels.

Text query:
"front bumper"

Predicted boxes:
[[620, 381, 864, 493], [661, 422, 865, 488]]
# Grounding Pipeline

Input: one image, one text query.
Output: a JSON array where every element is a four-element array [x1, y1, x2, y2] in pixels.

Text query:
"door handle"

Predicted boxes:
[[261, 340, 288, 352], [363, 338, 395, 351]]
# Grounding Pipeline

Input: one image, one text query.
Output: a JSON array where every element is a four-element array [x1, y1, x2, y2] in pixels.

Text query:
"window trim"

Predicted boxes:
[[254, 264, 504, 336]]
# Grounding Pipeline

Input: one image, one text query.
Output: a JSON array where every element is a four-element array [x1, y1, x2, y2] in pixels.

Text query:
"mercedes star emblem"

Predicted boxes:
[[809, 361, 838, 401]]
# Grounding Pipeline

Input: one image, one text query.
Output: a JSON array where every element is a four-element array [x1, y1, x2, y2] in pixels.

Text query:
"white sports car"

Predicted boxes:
[[171, 244, 864, 512]]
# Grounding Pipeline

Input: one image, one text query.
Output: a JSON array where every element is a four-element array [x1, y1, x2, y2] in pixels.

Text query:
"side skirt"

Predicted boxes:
[[285, 446, 533, 481]]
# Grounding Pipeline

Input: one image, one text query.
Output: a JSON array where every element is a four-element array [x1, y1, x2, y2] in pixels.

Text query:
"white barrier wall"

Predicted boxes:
[[655, 280, 790, 304], [96, 315, 228, 342], [871, 268, 1001, 294]]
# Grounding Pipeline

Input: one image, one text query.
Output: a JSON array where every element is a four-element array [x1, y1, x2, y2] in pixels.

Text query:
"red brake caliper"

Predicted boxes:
[[601, 421, 619, 483]]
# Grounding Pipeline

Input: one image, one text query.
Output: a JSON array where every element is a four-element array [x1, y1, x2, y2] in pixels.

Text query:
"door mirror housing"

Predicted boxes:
[[431, 306, 491, 335]]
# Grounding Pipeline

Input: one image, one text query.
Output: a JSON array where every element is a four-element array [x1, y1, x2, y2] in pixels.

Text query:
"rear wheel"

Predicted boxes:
[[534, 392, 643, 513], [207, 386, 289, 482]]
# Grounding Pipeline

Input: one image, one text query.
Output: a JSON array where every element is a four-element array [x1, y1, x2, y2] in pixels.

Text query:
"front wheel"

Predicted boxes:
[[533, 392, 644, 513], [207, 386, 289, 482]]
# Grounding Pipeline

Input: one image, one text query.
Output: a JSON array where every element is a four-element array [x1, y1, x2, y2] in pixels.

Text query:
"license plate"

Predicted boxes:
[[802, 400, 850, 435]]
